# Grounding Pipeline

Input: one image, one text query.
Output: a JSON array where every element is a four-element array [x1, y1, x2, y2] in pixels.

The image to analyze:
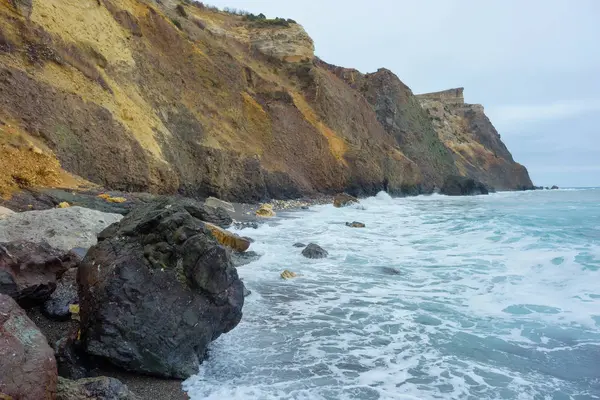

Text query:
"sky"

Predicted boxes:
[[207, 0, 600, 187]]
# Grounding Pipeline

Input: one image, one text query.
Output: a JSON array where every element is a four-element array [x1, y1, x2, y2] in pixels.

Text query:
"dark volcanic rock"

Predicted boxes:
[[42, 268, 79, 321], [0, 293, 58, 400], [440, 175, 490, 196], [56, 376, 139, 400], [302, 243, 328, 259], [551, 185, 559, 190], [0, 241, 78, 306], [78, 198, 244, 379], [55, 331, 89, 380]]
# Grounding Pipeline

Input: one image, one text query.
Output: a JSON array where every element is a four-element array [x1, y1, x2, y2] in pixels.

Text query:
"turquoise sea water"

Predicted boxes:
[[185, 189, 600, 399]]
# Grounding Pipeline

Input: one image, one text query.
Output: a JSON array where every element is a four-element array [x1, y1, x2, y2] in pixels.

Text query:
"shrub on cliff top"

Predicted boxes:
[[244, 14, 294, 27]]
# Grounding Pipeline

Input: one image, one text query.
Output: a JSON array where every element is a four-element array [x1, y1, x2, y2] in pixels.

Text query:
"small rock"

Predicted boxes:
[[57, 202, 71, 208], [381, 267, 402, 275], [55, 330, 89, 380], [300, 206, 309, 210], [205, 222, 251, 252], [204, 197, 235, 213], [0, 206, 14, 219], [293, 242, 306, 248], [241, 281, 252, 297], [230, 251, 261, 267], [56, 376, 140, 400], [333, 193, 359, 208], [301, 243, 328, 259], [280, 270, 298, 279], [233, 221, 259, 230], [345, 221, 365, 228], [0, 294, 58, 400], [551, 185, 559, 190], [42, 268, 78, 321], [256, 204, 275, 218]]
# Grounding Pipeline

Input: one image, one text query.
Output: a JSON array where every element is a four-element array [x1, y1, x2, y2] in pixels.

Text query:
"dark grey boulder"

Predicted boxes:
[[301, 243, 328, 259], [440, 175, 489, 196], [78, 198, 244, 379]]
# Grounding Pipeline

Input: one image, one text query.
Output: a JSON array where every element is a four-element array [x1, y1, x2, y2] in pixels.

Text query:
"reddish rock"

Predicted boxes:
[[0, 294, 58, 399], [0, 241, 77, 307]]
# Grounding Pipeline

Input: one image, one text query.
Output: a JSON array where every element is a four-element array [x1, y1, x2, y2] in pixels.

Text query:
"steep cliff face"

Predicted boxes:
[[0, 0, 531, 200], [416, 89, 533, 190]]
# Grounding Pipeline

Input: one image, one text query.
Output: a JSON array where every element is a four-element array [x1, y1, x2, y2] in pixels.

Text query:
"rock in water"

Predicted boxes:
[[440, 175, 490, 196], [333, 193, 359, 208], [230, 251, 261, 267], [551, 185, 559, 190], [0, 207, 123, 252], [78, 199, 244, 379], [204, 197, 236, 214], [205, 223, 251, 252], [256, 204, 275, 218], [56, 376, 139, 400], [345, 221, 366, 228], [293, 243, 307, 248], [0, 294, 58, 400], [0, 241, 78, 306], [301, 243, 328, 259], [280, 270, 298, 279]]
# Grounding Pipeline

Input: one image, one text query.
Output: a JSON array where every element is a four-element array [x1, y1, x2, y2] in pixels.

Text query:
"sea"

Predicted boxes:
[[184, 188, 600, 400]]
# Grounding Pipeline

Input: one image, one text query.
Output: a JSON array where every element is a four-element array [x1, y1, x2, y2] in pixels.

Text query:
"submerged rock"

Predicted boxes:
[[333, 193, 359, 208], [381, 267, 402, 275], [56, 376, 139, 400], [0, 206, 123, 252], [0, 294, 57, 400], [78, 198, 244, 379], [293, 242, 307, 248], [301, 243, 328, 259], [230, 251, 261, 267], [0, 241, 78, 306], [346, 221, 365, 228], [440, 175, 489, 196]]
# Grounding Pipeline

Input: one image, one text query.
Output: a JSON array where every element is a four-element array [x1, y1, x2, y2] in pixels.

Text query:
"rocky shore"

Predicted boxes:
[[0, 185, 348, 399]]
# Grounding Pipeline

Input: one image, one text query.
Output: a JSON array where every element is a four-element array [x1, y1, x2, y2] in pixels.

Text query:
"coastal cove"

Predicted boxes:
[[186, 189, 600, 399]]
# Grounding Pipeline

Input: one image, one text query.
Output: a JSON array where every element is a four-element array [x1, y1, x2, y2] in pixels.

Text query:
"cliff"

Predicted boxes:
[[0, 0, 532, 201], [416, 88, 533, 190]]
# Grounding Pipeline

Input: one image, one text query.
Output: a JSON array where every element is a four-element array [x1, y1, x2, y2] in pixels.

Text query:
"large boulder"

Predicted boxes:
[[0, 207, 123, 252], [0, 241, 78, 306], [56, 376, 139, 400], [78, 199, 244, 379], [0, 294, 58, 400], [204, 197, 235, 213], [333, 193, 358, 208], [440, 175, 489, 196], [301, 243, 329, 259]]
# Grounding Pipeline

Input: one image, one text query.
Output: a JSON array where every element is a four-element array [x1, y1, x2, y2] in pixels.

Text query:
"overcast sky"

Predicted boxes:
[[208, 0, 599, 187]]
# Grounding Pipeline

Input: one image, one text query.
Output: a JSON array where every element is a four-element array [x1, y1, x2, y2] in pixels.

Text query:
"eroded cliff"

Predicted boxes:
[[0, 0, 532, 200]]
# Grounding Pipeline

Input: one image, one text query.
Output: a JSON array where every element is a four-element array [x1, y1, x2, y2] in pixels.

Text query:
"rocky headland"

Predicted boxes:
[[1, 1, 538, 399]]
